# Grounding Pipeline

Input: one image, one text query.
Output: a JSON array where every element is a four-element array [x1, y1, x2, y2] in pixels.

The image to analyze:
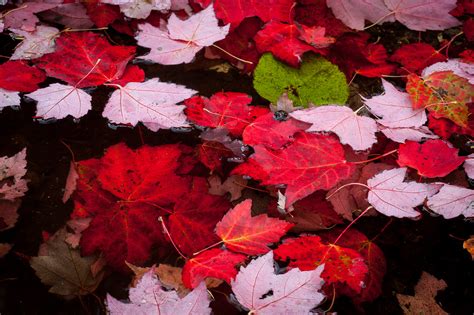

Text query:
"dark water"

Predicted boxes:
[[0, 31, 473, 315]]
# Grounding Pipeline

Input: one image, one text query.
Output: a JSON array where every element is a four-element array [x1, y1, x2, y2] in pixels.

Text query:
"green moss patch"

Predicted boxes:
[[253, 53, 349, 107]]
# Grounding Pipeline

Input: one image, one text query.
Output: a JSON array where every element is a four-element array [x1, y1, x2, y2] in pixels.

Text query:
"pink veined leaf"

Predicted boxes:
[[290, 105, 378, 151], [135, 5, 229, 65], [364, 79, 426, 128], [26, 83, 92, 120], [422, 59, 474, 84], [384, 0, 461, 31], [379, 126, 438, 143], [102, 0, 171, 19], [464, 154, 474, 179], [231, 252, 325, 315], [367, 168, 441, 218], [327, 0, 394, 30], [427, 184, 474, 219], [107, 269, 211, 315], [10, 25, 59, 60], [102, 78, 196, 130], [0, 89, 21, 112]]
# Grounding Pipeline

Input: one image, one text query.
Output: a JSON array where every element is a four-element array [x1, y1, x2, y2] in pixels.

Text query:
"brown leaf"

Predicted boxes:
[[30, 228, 104, 298], [396, 272, 448, 315], [463, 236, 474, 260]]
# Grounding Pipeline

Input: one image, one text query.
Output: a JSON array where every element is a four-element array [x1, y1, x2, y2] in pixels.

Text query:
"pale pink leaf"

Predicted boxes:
[[0, 148, 28, 200], [327, 0, 394, 30], [231, 252, 325, 315], [107, 269, 211, 315], [290, 105, 377, 151], [427, 184, 474, 219], [422, 59, 474, 84], [384, 0, 461, 31], [65, 218, 92, 248], [379, 126, 438, 143], [464, 154, 474, 179], [103, 78, 196, 130], [136, 5, 229, 65], [101, 0, 171, 19], [26, 83, 92, 120], [10, 25, 58, 60], [364, 79, 426, 128], [0, 89, 21, 111], [367, 168, 440, 218]]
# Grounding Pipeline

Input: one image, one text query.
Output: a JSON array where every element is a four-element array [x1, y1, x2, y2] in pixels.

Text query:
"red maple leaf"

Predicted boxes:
[[206, 0, 295, 28], [233, 132, 356, 206], [254, 21, 317, 67], [207, 17, 263, 73], [242, 112, 310, 150], [168, 178, 231, 257], [197, 141, 234, 173], [427, 112, 474, 139], [268, 190, 343, 232], [215, 199, 293, 255], [390, 43, 447, 75], [294, 0, 350, 38], [397, 140, 466, 178], [85, 1, 121, 27], [320, 229, 386, 303], [72, 143, 196, 271], [35, 31, 135, 88], [182, 248, 246, 289], [274, 235, 369, 293], [0, 61, 45, 92], [328, 33, 395, 79], [184, 92, 268, 136]]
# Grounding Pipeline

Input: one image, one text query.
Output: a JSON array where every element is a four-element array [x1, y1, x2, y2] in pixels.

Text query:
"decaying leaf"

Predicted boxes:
[[396, 271, 448, 315], [30, 228, 104, 297]]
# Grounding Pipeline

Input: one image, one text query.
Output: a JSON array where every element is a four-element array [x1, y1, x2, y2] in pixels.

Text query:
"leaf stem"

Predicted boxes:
[[158, 217, 187, 260], [211, 44, 253, 65]]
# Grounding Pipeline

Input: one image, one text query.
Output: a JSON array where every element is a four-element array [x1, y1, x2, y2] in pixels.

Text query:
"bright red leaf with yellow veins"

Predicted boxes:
[[321, 229, 386, 303], [406, 71, 474, 128], [168, 179, 231, 257], [274, 235, 369, 293], [233, 132, 355, 207], [215, 199, 293, 255], [72, 143, 195, 271], [397, 140, 466, 178], [36, 32, 135, 88], [184, 92, 268, 136], [243, 112, 310, 150], [182, 248, 246, 289], [0, 61, 45, 92]]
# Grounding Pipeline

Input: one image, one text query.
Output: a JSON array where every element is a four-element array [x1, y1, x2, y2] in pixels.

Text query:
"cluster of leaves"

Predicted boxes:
[[0, 0, 473, 314]]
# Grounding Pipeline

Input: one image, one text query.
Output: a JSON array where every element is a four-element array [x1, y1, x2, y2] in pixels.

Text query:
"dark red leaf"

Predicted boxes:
[[390, 43, 447, 74]]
